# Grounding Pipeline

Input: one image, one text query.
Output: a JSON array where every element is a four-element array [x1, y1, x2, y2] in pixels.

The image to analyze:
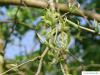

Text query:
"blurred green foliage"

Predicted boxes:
[[0, 0, 100, 75]]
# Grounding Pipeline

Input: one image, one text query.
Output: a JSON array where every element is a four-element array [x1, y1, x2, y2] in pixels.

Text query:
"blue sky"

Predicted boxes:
[[5, 30, 40, 59]]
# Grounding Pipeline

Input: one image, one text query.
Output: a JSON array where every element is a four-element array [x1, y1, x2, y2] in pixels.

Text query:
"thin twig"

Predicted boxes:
[[70, 64, 100, 72], [60, 63, 66, 75], [35, 57, 43, 75], [65, 18, 100, 35], [84, 64, 100, 70], [35, 47, 48, 75], [60, 62, 70, 75], [0, 56, 40, 75], [0, 20, 36, 30]]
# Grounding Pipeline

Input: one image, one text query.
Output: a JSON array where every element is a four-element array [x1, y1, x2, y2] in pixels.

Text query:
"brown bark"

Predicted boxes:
[[0, 31, 4, 73], [0, 0, 100, 22]]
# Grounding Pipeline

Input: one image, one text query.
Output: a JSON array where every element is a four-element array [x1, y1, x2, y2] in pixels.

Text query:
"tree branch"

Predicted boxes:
[[35, 47, 48, 75], [0, 0, 100, 22], [0, 56, 40, 75]]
